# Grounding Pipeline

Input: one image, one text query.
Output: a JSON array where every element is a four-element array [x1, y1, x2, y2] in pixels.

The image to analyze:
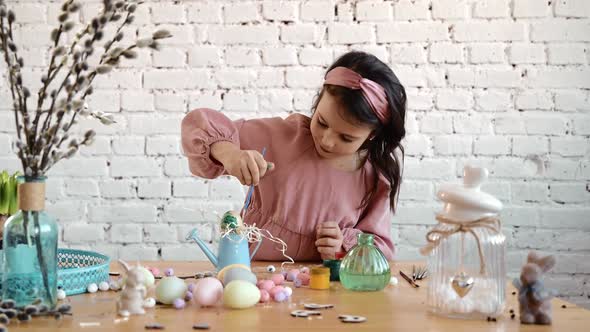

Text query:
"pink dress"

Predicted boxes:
[[181, 108, 395, 261]]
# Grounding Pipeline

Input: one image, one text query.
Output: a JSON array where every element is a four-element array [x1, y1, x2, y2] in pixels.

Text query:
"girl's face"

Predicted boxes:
[[310, 92, 374, 159]]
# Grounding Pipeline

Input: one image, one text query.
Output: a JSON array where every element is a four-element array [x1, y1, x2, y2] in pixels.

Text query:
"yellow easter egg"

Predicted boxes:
[[137, 266, 155, 287], [223, 280, 260, 309]]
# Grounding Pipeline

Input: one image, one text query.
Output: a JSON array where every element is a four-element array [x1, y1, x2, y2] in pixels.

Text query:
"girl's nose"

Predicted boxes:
[[321, 133, 335, 149]]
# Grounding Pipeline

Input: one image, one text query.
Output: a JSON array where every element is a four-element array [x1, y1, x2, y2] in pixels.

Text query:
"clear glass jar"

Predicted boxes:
[[2, 177, 58, 308], [339, 233, 390, 291], [426, 226, 506, 319], [423, 166, 506, 319]]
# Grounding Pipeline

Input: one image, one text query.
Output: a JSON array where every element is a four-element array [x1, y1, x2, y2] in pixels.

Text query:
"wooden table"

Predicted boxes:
[[7, 261, 590, 331]]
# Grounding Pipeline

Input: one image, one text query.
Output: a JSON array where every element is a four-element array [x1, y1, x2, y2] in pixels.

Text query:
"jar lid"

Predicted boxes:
[[436, 166, 502, 222]]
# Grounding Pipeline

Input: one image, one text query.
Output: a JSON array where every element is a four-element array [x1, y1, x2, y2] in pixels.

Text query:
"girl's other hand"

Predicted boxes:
[[211, 142, 274, 186], [315, 221, 344, 260]]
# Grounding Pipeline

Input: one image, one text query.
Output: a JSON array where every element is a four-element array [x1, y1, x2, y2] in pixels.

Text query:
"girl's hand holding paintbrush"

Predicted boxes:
[[211, 141, 274, 186]]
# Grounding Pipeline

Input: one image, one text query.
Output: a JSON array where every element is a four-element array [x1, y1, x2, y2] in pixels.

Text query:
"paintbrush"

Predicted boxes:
[[241, 147, 267, 218], [399, 270, 420, 288]]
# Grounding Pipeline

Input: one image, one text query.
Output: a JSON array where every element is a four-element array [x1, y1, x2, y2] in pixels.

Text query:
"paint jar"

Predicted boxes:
[[309, 267, 330, 290], [323, 252, 345, 281]]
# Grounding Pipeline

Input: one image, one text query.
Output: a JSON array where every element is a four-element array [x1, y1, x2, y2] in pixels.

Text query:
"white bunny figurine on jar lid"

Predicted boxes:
[[421, 165, 505, 319]]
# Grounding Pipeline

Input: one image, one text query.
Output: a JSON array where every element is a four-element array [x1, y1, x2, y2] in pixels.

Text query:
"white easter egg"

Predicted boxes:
[[144, 297, 156, 308], [57, 289, 67, 300], [98, 281, 110, 291], [87, 283, 98, 293], [155, 276, 188, 305], [223, 280, 261, 309]]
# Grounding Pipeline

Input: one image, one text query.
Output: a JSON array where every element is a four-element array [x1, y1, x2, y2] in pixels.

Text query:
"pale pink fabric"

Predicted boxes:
[[324, 67, 390, 123], [181, 108, 395, 261]]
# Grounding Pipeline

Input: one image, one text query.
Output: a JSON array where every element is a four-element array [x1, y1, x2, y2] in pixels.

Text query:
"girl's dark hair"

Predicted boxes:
[[311, 51, 407, 212]]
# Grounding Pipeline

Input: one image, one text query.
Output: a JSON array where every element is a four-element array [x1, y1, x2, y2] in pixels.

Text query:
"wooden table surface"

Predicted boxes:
[[6, 261, 590, 331]]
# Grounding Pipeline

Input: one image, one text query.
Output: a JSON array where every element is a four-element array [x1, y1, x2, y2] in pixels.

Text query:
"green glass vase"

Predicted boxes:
[[339, 233, 391, 291], [2, 177, 58, 308]]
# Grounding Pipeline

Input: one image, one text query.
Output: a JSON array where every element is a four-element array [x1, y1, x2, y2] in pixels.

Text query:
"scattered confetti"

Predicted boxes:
[[291, 310, 322, 318], [304, 303, 334, 310], [145, 323, 165, 330], [339, 315, 367, 323], [192, 323, 210, 330]]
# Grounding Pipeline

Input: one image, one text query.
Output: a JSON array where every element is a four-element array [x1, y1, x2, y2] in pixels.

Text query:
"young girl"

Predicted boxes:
[[181, 51, 406, 261]]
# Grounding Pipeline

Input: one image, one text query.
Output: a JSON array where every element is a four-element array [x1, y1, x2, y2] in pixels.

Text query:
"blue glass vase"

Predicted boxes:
[[2, 177, 58, 308]]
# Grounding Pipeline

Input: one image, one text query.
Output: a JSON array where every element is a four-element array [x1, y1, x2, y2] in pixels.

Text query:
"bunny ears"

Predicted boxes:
[[324, 66, 390, 124]]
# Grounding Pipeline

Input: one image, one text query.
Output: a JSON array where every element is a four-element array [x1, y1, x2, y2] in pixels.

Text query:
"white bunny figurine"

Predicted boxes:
[[117, 259, 147, 317]]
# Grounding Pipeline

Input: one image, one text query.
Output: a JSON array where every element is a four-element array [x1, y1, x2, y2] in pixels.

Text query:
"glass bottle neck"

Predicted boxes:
[[357, 233, 374, 245]]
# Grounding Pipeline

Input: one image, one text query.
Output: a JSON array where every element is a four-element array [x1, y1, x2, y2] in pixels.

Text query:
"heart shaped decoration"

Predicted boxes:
[[451, 272, 474, 298]]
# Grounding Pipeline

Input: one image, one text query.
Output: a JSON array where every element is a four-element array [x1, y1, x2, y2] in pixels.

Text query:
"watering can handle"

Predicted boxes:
[[250, 237, 263, 260]]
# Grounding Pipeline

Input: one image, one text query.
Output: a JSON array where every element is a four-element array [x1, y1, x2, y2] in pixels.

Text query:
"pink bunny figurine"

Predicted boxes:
[[512, 251, 558, 325]]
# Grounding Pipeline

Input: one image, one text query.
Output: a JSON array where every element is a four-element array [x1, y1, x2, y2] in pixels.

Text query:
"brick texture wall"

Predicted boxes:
[[0, 0, 588, 307]]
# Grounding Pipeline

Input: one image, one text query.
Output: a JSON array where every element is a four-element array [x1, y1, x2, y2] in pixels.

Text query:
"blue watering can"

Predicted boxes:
[[185, 213, 262, 272]]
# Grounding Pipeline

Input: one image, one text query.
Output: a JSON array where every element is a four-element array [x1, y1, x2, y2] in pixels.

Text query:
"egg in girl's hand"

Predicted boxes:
[[155, 276, 188, 305], [223, 280, 261, 309], [193, 277, 224, 307], [222, 267, 257, 286]]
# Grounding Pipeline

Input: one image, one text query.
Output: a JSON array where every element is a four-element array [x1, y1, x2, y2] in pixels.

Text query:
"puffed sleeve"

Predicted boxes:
[[181, 108, 243, 179], [341, 177, 395, 260]]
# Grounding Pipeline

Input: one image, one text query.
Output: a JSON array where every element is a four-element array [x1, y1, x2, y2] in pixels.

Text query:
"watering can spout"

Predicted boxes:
[[186, 228, 218, 267]]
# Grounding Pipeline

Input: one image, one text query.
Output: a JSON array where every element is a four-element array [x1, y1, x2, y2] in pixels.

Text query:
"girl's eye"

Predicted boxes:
[[341, 136, 353, 143], [318, 120, 327, 128]]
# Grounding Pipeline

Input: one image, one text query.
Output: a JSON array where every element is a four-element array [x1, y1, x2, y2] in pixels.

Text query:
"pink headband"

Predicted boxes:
[[324, 67, 390, 123]]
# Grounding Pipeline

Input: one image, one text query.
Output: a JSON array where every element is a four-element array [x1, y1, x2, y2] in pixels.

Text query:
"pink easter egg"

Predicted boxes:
[[259, 290, 270, 303], [271, 273, 285, 285], [193, 277, 223, 307], [300, 267, 310, 274], [283, 286, 293, 297], [187, 283, 196, 293], [297, 273, 310, 286], [269, 286, 284, 297], [259, 279, 275, 292], [150, 267, 161, 277], [286, 269, 300, 281], [173, 298, 186, 309], [273, 291, 287, 302]]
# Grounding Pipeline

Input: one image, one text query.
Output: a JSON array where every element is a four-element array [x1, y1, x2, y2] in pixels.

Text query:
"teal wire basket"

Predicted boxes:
[[0, 248, 111, 296]]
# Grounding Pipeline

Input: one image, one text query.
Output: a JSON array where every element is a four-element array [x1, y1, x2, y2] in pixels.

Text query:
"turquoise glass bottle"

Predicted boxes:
[[339, 233, 391, 291], [2, 176, 58, 308]]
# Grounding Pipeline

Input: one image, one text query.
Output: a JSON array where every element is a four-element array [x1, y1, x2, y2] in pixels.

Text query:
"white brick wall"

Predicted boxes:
[[1, 0, 588, 308]]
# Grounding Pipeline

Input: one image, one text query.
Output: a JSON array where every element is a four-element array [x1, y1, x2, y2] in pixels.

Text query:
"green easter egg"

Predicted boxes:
[[221, 211, 242, 231], [155, 276, 187, 305]]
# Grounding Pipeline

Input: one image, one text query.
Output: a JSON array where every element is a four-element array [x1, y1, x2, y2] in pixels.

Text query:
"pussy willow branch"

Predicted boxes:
[[0, 12, 27, 171], [1, 0, 169, 177], [39, 7, 130, 172], [33, 0, 77, 149]]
